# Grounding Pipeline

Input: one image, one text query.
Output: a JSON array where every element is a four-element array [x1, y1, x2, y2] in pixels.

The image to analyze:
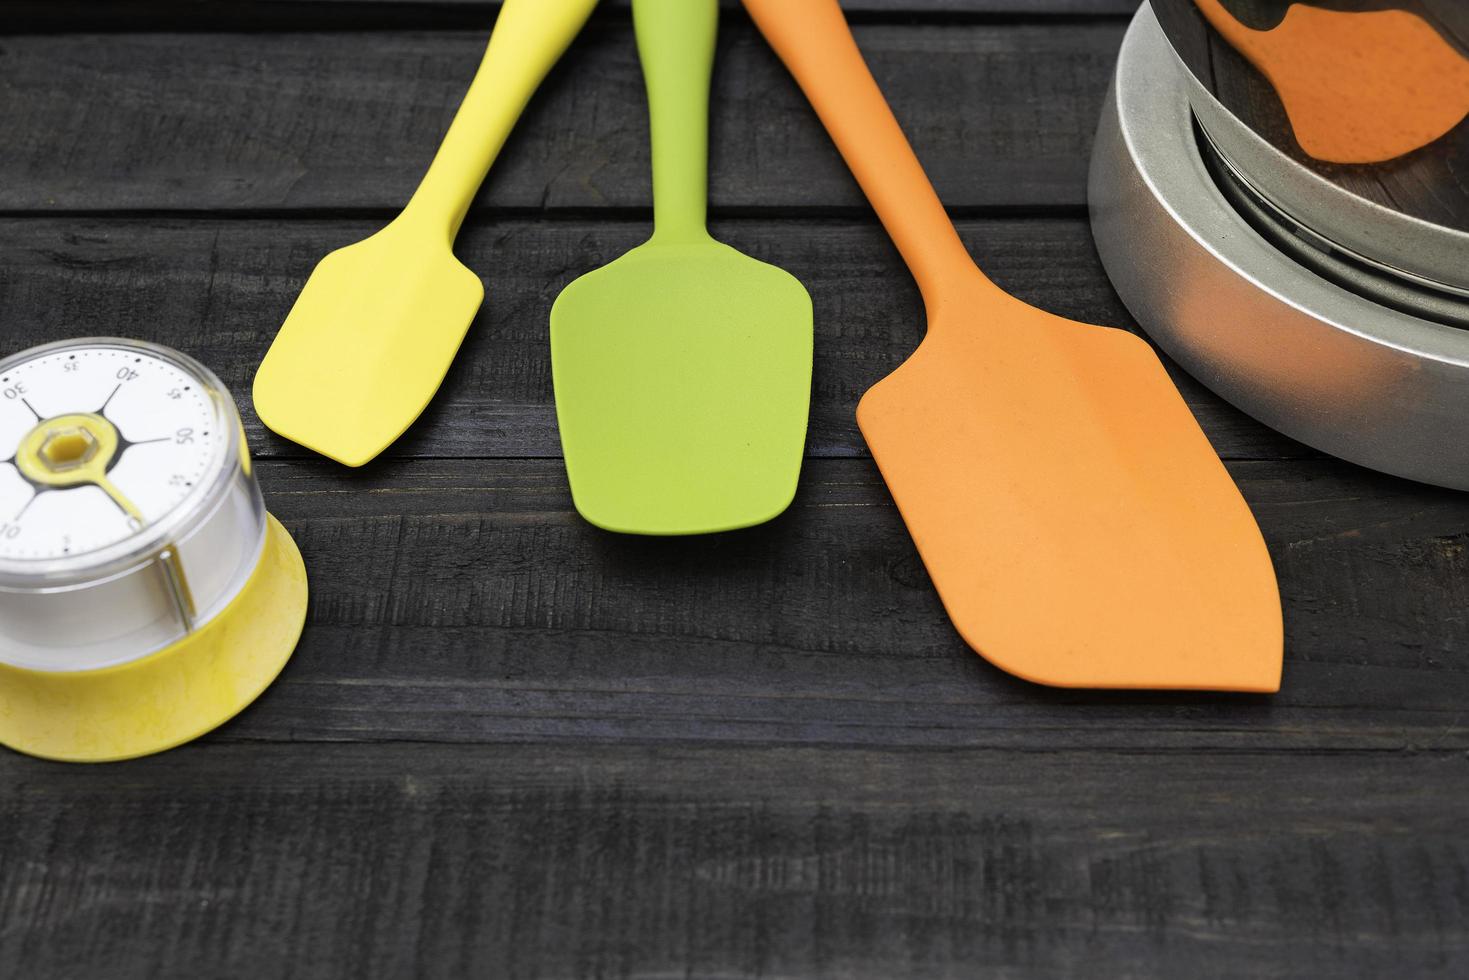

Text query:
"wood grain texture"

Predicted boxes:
[[185, 456, 1466, 752], [2, 743, 1466, 980], [4, 0, 1142, 34], [3, 4, 1467, 977], [0, 216, 1310, 461], [0, 20, 1122, 212]]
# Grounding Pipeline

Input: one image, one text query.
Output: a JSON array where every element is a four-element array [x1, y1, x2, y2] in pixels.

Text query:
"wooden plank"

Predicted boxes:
[[0, 215, 1308, 461], [1, 742, 1465, 979], [0, 21, 1124, 212], [84, 454, 1455, 751], [4, 1, 1142, 35], [2, 6, 1457, 974]]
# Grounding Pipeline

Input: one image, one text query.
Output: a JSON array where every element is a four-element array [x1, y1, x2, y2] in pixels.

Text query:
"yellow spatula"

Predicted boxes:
[[253, 0, 600, 466]]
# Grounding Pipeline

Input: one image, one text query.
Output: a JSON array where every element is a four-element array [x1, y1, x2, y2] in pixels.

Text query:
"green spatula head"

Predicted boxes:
[[550, 0, 813, 534], [553, 240, 811, 534]]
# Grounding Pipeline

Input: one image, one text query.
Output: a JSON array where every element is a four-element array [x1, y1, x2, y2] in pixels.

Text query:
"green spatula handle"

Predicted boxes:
[[403, 0, 601, 239], [634, 0, 718, 244]]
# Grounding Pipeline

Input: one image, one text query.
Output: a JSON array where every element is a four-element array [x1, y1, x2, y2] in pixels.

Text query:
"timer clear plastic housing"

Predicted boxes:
[[0, 338, 267, 671]]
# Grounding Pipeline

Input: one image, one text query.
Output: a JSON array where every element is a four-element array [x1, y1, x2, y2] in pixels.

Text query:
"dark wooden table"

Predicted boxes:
[[3, 2, 1467, 977]]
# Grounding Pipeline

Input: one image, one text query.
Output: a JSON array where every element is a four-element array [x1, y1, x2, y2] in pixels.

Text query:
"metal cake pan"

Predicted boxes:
[[1089, 3, 1469, 490]]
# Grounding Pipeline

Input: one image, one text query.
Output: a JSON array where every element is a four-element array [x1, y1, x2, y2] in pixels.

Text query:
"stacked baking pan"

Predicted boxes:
[[1091, 0, 1469, 488]]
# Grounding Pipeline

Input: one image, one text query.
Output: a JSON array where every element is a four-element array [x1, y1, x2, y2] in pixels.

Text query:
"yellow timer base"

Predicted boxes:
[[0, 516, 307, 763], [0, 338, 310, 763]]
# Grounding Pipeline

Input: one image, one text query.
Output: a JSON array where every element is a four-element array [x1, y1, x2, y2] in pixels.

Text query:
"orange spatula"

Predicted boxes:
[[1194, 0, 1469, 164], [743, 0, 1282, 691]]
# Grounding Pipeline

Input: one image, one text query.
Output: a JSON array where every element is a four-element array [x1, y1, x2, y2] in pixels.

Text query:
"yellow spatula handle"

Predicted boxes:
[[403, 0, 601, 239]]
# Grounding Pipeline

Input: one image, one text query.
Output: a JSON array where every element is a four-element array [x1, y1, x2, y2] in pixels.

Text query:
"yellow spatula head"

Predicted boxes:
[[858, 283, 1282, 692], [551, 240, 813, 535], [253, 222, 484, 466]]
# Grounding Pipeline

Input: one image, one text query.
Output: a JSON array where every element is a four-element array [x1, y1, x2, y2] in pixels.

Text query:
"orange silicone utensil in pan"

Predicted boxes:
[[742, 0, 1282, 691], [1193, 0, 1469, 165]]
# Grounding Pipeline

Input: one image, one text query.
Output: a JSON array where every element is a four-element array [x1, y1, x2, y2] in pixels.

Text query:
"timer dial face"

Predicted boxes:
[[0, 345, 227, 563]]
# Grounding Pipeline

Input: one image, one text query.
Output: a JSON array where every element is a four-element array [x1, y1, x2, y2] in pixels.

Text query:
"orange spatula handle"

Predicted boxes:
[[742, 0, 989, 310]]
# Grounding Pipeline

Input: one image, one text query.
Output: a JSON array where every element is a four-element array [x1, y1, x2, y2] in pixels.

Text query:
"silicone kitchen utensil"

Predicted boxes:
[[0, 338, 307, 762], [254, 0, 600, 466], [550, 0, 812, 535], [1194, 0, 1469, 164], [743, 0, 1281, 690]]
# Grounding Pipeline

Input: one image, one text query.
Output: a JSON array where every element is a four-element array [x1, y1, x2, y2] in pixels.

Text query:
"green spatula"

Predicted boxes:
[[550, 0, 813, 535]]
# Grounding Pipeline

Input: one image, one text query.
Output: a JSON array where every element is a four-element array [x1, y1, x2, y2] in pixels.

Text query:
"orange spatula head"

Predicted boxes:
[[861, 283, 1280, 689], [745, 0, 1282, 691]]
